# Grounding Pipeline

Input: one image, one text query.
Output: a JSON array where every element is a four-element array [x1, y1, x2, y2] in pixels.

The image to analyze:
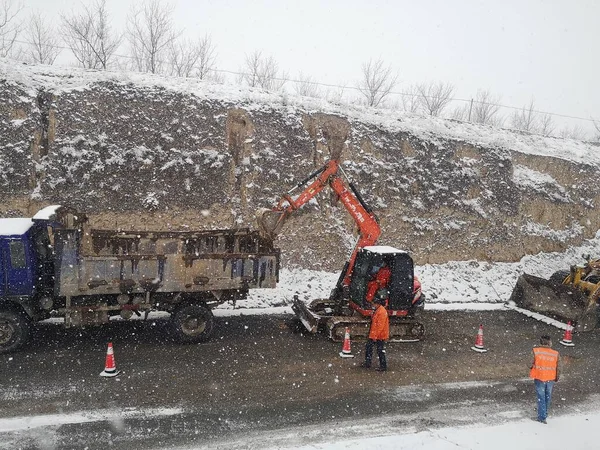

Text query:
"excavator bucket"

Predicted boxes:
[[509, 274, 599, 332], [256, 208, 287, 239]]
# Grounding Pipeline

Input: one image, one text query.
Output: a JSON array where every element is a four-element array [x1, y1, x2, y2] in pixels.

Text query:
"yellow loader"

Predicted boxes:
[[509, 255, 600, 331]]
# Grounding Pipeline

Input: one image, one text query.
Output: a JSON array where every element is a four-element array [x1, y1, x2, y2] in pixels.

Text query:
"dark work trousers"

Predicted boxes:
[[365, 339, 386, 369]]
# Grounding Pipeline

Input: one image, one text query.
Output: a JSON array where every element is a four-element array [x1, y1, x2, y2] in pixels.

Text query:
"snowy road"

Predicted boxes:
[[1, 310, 599, 449]]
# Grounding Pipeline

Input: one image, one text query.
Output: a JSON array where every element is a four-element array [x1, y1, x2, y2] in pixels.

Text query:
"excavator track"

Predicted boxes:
[[327, 316, 425, 342], [292, 296, 425, 342]]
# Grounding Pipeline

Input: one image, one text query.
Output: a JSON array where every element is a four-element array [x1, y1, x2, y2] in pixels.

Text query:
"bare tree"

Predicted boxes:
[[239, 51, 286, 91], [0, 0, 22, 58], [592, 117, 600, 142], [169, 34, 217, 79], [206, 70, 226, 84], [539, 113, 555, 137], [416, 81, 454, 116], [255, 53, 281, 90], [558, 124, 587, 140], [238, 51, 259, 87], [326, 85, 347, 105], [25, 12, 61, 64], [195, 34, 217, 80], [510, 98, 539, 133], [168, 35, 213, 79], [293, 72, 320, 97], [127, 0, 179, 74], [400, 84, 420, 113], [61, 0, 121, 69], [470, 89, 502, 125], [450, 104, 469, 121], [356, 58, 397, 107], [168, 38, 198, 77]]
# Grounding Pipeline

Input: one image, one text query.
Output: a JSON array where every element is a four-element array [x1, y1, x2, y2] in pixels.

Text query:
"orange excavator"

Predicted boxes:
[[256, 159, 425, 342]]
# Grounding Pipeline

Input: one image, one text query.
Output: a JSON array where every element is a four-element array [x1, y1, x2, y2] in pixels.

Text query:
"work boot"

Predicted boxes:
[[375, 367, 387, 372], [360, 362, 371, 368]]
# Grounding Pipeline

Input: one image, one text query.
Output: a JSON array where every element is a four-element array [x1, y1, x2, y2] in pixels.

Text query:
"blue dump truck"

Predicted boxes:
[[0, 205, 280, 353]]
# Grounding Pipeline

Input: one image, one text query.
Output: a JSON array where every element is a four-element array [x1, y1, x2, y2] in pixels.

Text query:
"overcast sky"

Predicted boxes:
[[20, 0, 599, 134]]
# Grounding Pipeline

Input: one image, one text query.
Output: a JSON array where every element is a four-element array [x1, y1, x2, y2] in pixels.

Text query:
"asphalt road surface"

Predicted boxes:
[[1, 309, 599, 449]]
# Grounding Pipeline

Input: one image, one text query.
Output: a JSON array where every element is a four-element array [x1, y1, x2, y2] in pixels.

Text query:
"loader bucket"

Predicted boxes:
[[509, 274, 599, 332], [256, 208, 287, 238]]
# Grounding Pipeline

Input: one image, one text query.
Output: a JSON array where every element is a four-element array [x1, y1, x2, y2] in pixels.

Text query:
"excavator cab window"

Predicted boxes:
[[388, 253, 414, 311], [349, 251, 372, 307], [349, 248, 414, 311]]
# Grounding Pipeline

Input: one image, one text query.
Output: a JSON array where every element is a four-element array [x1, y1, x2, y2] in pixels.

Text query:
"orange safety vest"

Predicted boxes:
[[369, 304, 390, 341], [529, 347, 559, 382]]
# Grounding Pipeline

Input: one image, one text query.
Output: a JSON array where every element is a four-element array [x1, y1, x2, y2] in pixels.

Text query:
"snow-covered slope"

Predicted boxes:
[[1, 59, 598, 167], [1, 59, 599, 270]]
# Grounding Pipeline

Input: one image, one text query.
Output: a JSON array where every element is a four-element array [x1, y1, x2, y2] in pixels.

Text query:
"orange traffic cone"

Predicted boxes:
[[339, 327, 355, 358], [559, 321, 575, 347], [100, 342, 121, 377], [471, 324, 488, 353]]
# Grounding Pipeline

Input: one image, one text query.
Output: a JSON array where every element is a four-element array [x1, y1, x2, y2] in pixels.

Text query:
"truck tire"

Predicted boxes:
[[0, 308, 31, 353], [170, 304, 214, 344]]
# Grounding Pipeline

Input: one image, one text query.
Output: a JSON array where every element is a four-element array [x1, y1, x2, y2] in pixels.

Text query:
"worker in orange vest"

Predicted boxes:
[[361, 289, 390, 371], [530, 335, 560, 424], [366, 261, 391, 303]]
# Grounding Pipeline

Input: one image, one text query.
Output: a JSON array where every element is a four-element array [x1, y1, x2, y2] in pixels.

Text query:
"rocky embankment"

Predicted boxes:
[[1, 61, 599, 270]]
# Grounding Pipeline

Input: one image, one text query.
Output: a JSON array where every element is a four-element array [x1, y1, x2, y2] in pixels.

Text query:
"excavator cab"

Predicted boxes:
[[349, 246, 415, 312]]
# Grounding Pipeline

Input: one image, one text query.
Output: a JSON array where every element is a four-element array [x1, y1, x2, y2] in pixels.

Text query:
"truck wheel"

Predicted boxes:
[[0, 309, 31, 353], [170, 304, 214, 344]]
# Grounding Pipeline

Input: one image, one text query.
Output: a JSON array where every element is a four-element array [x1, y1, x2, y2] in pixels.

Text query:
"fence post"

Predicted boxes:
[[468, 98, 473, 122]]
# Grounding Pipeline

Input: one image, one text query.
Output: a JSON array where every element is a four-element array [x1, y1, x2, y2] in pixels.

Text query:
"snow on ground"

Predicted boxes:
[[2, 59, 598, 168], [3, 396, 597, 450], [181, 387, 600, 450], [275, 411, 599, 450], [0, 407, 183, 434], [219, 230, 600, 315]]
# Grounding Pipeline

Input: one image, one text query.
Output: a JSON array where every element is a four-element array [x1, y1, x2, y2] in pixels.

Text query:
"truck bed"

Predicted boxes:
[[53, 226, 280, 298]]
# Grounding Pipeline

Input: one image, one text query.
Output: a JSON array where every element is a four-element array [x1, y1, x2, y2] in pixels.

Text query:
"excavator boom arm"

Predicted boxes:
[[328, 176, 380, 285], [277, 160, 340, 211], [257, 159, 381, 285]]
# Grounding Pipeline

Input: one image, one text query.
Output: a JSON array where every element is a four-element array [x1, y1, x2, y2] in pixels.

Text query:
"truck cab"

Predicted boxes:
[[0, 219, 37, 299], [0, 218, 43, 353]]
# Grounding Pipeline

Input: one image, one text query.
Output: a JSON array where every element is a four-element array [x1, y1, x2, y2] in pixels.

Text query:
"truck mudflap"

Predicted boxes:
[[509, 274, 599, 332]]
